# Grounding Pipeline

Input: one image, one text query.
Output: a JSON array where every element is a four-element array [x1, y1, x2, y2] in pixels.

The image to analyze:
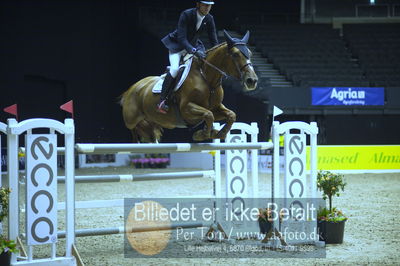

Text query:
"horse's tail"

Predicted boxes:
[[118, 90, 129, 106], [119, 85, 136, 106]]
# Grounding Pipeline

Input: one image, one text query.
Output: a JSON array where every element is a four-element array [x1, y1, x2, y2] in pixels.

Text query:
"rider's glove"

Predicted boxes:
[[194, 49, 206, 59]]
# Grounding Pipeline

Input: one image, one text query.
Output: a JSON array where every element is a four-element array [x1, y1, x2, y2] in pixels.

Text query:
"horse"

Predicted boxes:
[[121, 30, 258, 143]]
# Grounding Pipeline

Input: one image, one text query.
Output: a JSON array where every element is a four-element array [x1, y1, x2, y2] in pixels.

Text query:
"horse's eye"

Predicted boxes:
[[233, 53, 240, 58]]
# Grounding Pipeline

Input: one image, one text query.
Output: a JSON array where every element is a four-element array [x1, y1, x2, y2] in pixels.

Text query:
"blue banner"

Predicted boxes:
[[311, 87, 384, 106]]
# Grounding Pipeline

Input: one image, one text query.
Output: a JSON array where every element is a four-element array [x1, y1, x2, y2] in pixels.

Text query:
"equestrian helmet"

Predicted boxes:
[[197, 0, 215, 4]]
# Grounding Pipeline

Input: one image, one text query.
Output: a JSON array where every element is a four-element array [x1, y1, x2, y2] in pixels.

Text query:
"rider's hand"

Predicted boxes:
[[194, 50, 206, 60]]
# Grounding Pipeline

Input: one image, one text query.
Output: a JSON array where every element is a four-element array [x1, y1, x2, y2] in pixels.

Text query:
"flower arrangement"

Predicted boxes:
[[317, 170, 347, 222], [0, 236, 17, 254], [317, 207, 347, 223], [0, 187, 11, 223], [130, 154, 170, 168], [0, 187, 17, 255]]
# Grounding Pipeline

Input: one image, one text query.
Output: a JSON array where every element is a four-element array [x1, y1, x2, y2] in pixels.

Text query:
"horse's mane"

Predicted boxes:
[[206, 42, 227, 54]]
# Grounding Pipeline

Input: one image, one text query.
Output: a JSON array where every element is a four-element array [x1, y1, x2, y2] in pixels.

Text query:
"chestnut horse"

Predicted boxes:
[[121, 30, 258, 142]]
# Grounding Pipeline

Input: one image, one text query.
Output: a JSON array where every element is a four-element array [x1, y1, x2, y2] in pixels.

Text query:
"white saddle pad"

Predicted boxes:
[[152, 56, 193, 94]]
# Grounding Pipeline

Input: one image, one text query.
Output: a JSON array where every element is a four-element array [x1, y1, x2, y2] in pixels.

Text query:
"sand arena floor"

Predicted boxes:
[[7, 167, 400, 265]]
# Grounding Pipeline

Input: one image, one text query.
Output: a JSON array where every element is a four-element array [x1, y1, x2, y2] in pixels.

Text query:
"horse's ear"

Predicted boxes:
[[223, 29, 234, 47], [241, 30, 250, 44]]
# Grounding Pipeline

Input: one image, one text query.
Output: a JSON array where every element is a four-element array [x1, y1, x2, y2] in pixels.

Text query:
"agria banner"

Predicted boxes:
[[311, 87, 384, 105]]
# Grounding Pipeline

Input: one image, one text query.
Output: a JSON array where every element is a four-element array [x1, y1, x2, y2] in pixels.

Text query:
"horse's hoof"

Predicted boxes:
[[210, 129, 220, 139], [216, 130, 227, 140], [193, 130, 207, 142]]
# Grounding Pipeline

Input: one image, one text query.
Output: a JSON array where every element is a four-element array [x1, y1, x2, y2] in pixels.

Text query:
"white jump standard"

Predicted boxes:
[[7, 118, 76, 266]]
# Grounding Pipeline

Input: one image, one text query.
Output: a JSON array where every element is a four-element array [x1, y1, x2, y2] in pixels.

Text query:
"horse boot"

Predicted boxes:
[[157, 72, 175, 114]]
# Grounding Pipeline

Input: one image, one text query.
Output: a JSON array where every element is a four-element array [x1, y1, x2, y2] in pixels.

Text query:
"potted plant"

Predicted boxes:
[[0, 187, 18, 266], [317, 170, 347, 244]]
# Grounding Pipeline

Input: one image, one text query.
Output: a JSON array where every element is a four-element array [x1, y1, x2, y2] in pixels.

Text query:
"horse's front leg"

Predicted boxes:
[[181, 102, 215, 141], [211, 103, 236, 140]]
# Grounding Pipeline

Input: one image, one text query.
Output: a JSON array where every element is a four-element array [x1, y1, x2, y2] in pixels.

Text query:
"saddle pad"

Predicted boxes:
[[152, 56, 193, 94]]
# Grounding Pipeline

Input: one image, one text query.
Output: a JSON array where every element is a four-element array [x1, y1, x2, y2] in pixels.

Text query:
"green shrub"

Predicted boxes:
[[317, 170, 346, 212]]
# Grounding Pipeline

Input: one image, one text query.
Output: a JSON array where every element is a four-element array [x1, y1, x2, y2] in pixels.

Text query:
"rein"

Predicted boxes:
[[197, 46, 253, 84], [233, 60, 252, 81], [197, 48, 250, 108], [200, 58, 229, 79], [194, 44, 253, 108]]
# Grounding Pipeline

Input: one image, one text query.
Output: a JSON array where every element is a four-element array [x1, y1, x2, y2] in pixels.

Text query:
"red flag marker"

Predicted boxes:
[[3, 104, 18, 121], [60, 100, 74, 119]]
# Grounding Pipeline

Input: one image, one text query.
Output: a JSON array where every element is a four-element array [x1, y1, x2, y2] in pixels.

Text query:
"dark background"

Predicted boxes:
[[1, 0, 399, 145]]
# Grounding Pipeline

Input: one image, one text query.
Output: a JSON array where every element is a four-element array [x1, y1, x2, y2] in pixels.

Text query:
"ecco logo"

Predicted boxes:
[[27, 135, 57, 244], [285, 134, 306, 219], [227, 135, 247, 216], [288, 135, 304, 198]]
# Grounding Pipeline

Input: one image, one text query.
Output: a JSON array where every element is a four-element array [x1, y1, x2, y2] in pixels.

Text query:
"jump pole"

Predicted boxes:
[[57, 170, 216, 183], [75, 142, 273, 154], [57, 222, 211, 238], [20, 142, 272, 155]]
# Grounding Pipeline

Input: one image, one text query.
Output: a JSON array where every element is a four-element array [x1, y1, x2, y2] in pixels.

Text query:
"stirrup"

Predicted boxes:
[[157, 100, 169, 114]]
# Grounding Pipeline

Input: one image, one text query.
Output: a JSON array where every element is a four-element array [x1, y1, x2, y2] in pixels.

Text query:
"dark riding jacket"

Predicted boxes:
[[161, 8, 218, 54]]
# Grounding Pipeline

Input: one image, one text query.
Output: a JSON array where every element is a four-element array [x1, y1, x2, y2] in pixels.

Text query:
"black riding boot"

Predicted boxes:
[[157, 72, 175, 114]]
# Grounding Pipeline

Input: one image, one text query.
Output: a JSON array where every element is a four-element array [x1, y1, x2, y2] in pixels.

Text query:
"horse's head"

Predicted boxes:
[[223, 30, 258, 91]]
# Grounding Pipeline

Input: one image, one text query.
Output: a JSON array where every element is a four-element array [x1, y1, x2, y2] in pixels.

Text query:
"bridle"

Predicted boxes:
[[198, 43, 253, 84], [227, 42, 253, 80], [194, 43, 253, 109]]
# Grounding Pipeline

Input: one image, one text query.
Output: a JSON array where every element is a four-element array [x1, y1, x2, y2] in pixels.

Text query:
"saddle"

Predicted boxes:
[[152, 55, 193, 94]]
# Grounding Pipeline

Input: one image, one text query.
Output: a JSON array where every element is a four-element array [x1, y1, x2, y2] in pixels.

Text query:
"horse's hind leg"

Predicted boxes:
[[122, 99, 145, 142], [130, 129, 140, 143], [151, 123, 163, 143], [134, 120, 163, 143], [136, 120, 154, 143]]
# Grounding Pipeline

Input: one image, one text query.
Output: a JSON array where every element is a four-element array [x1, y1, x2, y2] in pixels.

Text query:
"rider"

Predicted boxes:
[[157, 0, 219, 114]]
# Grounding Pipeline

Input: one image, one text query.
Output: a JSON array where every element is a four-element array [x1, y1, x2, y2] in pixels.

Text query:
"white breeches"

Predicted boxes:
[[168, 50, 185, 78]]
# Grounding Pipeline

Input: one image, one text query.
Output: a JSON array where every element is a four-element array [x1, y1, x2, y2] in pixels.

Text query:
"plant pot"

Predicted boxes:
[[317, 220, 346, 244], [258, 219, 272, 234], [0, 251, 11, 266]]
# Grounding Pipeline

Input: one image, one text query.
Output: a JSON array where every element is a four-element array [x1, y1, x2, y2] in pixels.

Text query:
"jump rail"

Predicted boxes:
[[19, 142, 273, 155], [75, 142, 273, 154], [58, 170, 215, 183], [57, 222, 210, 238]]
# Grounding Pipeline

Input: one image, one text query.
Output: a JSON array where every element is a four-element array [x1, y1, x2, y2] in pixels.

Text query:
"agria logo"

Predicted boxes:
[[330, 88, 366, 105]]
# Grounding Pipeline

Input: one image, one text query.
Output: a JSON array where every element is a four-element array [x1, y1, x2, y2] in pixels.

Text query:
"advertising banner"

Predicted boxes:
[[311, 87, 384, 105], [306, 145, 400, 171]]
